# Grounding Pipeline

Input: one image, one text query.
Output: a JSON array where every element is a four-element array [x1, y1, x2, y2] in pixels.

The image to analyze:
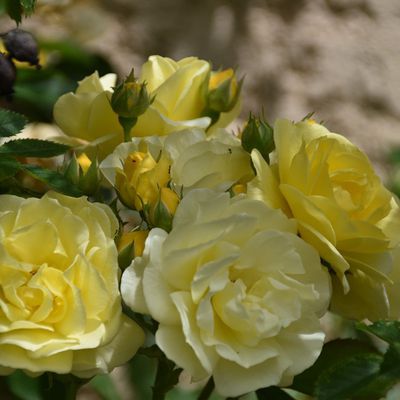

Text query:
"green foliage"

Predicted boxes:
[[357, 320, 400, 347], [0, 138, 70, 157], [290, 322, 400, 400], [291, 339, 378, 396], [23, 164, 82, 196], [0, 116, 73, 193], [6, 370, 42, 400], [0, 108, 27, 137], [140, 345, 183, 400], [257, 386, 295, 399], [3, 372, 87, 400], [89, 375, 123, 400], [3, 0, 36, 24], [314, 353, 383, 400], [20, 0, 35, 14], [0, 155, 22, 181], [128, 353, 157, 400], [241, 112, 275, 164]]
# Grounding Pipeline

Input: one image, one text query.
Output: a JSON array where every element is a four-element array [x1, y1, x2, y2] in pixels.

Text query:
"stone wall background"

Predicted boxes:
[[5, 0, 400, 177]]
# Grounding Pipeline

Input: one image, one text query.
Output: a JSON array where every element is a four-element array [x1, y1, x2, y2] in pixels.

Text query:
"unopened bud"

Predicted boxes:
[[0, 53, 16, 98], [78, 154, 100, 195], [207, 68, 242, 113], [64, 154, 80, 185], [64, 153, 100, 195], [111, 69, 153, 119], [149, 187, 180, 232], [117, 230, 149, 269], [77, 153, 92, 174], [241, 113, 274, 163], [3, 29, 40, 68], [115, 150, 171, 210]]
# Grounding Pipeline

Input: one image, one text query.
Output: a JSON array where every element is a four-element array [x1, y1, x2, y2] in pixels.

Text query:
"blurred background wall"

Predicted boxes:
[[3, 0, 400, 177]]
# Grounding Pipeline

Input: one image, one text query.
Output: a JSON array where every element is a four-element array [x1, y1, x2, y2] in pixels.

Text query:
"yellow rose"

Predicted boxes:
[[165, 128, 254, 193], [53, 71, 122, 159], [100, 129, 254, 204], [131, 56, 211, 136], [0, 192, 144, 377], [248, 119, 400, 320], [115, 148, 171, 210], [121, 189, 331, 397]]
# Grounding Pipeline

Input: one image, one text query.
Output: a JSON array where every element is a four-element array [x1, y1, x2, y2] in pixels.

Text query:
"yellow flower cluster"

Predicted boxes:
[[53, 56, 241, 159], [3, 54, 400, 399]]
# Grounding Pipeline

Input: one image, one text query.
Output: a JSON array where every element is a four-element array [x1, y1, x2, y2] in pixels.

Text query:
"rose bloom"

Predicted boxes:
[[0, 192, 144, 376], [53, 72, 120, 159], [53, 56, 240, 159], [100, 128, 254, 210], [121, 189, 331, 397], [248, 119, 400, 321]]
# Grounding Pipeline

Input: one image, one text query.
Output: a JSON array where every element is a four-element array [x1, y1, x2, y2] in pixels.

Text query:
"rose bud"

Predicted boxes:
[[0, 53, 16, 99], [3, 29, 40, 68]]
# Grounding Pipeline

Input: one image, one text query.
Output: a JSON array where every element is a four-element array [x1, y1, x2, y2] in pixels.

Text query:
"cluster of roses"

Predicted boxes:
[[0, 55, 399, 398]]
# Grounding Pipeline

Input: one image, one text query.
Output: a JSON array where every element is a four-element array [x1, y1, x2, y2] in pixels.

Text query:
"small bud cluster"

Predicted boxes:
[[0, 28, 40, 99]]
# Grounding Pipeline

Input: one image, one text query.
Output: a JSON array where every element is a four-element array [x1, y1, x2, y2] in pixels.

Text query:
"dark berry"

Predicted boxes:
[[3, 29, 40, 68], [0, 53, 16, 99]]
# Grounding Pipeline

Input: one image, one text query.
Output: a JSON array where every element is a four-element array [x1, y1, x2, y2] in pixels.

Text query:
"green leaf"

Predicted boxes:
[[388, 149, 400, 164], [5, 0, 22, 23], [257, 386, 295, 399], [6, 370, 42, 400], [118, 241, 134, 270], [128, 353, 157, 400], [357, 321, 400, 347], [139, 345, 182, 400], [314, 353, 383, 400], [0, 156, 22, 181], [0, 139, 70, 157], [153, 357, 182, 400], [0, 108, 28, 137], [291, 339, 378, 395], [4, 0, 35, 22], [38, 373, 87, 400], [23, 164, 82, 196], [350, 346, 400, 400], [89, 375, 122, 400], [20, 0, 35, 14]]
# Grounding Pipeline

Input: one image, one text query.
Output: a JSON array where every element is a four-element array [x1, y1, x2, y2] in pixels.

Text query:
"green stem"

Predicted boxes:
[[153, 359, 166, 400], [149, 347, 182, 400], [201, 108, 221, 132], [122, 303, 157, 334], [197, 377, 215, 400], [119, 116, 137, 142], [65, 380, 80, 400], [40, 374, 84, 400]]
